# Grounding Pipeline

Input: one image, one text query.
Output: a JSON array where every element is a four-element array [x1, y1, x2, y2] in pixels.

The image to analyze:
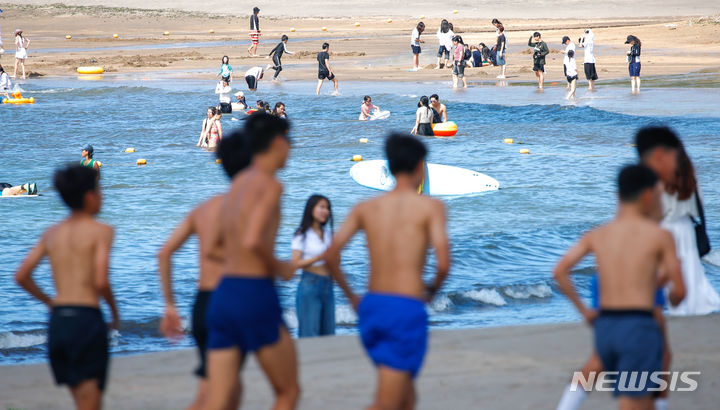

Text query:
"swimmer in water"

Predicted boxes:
[[359, 95, 380, 121]]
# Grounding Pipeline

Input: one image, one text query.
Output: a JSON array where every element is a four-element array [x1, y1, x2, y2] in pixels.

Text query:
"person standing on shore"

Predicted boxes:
[[435, 20, 453, 69], [325, 133, 450, 410], [625, 35, 642, 94], [528, 32, 549, 90], [492, 19, 507, 79], [266, 35, 294, 81], [554, 164, 685, 410], [636, 126, 720, 315], [564, 50, 578, 99], [15, 165, 119, 410], [291, 195, 336, 338], [410, 22, 425, 71], [579, 29, 598, 90], [158, 131, 252, 410], [13, 29, 29, 79], [316, 42, 339, 95], [451, 35, 468, 89], [218, 56, 232, 83], [248, 7, 260, 57], [203, 114, 299, 409]]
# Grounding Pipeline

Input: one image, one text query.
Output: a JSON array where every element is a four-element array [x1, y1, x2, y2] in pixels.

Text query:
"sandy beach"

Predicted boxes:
[[0, 3, 718, 83], [1, 316, 719, 409]]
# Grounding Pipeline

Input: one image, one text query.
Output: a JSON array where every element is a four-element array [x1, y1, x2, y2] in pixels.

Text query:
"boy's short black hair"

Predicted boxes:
[[281, 34, 289, 41], [54, 165, 98, 210], [618, 164, 658, 202], [635, 126, 681, 159], [533, 31, 541, 38], [217, 130, 252, 178], [253, 7, 260, 13], [568, 50, 575, 58], [244, 112, 290, 154], [322, 42, 329, 50], [430, 93, 439, 101], [385, 133, 427, 176]]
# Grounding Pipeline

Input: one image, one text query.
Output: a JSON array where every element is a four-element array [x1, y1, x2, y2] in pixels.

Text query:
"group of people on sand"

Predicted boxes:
[[14, 117, 719, 410], [0, 9, 30, 81], [409, 17, 643, 95]]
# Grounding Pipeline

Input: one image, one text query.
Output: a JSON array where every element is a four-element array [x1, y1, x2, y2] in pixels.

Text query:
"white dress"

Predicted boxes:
[[16, 36, 27, 59], [661, 190, 720, 315]]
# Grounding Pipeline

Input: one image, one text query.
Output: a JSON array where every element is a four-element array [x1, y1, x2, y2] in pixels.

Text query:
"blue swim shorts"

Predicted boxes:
[[411, 45, 421, 55], [206, 276, 286, 354], [358, 292, 428, 379], [629, 62, 641, 77], [594, 310, 662, 398]]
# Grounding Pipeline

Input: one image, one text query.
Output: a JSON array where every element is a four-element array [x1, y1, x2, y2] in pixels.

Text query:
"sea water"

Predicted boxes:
[[1, 74, 719, 364]]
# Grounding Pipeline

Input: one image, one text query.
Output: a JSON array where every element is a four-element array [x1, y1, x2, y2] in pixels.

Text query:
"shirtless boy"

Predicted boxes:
[[203, 113, 299, 410], [158, 130, 252, 410], [554, 164, 685, 410], [429, 94, 447, 123], [325, 133, 451, 410], [15, 165, 118, 410]]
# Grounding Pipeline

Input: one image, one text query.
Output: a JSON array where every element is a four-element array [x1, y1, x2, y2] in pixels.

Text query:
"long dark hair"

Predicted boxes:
[[669, 145, 696, 200], [221, 55, 229, 64], [440, 19, 449, 33], [295, 195, 333, 238], [419, 95, 429, 107]]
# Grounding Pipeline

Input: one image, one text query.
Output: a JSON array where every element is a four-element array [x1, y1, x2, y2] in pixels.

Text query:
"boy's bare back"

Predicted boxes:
[[190, 196, 224, 289], [587, 217, 676, 310], [45, 216, 114, 307], [220, 168, 282, 277], [355, 191, 446, 299]]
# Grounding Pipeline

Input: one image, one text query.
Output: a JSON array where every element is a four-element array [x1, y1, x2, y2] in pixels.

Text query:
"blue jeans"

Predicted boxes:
[[296, 271, 335, 337]]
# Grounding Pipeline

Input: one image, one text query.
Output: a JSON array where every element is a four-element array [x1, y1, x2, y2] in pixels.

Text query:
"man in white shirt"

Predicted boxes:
[[244, 66, 264, 91], [564, 50, 578, 99], [579, 29, 598, 90], [215, 79, 232, 113]]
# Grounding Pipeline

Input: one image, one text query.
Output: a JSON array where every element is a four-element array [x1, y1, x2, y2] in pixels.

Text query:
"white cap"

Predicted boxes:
[[234, 91, 244, 97]]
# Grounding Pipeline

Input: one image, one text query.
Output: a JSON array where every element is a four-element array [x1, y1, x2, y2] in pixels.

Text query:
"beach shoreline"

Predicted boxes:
[[2, 316, 719, 409]]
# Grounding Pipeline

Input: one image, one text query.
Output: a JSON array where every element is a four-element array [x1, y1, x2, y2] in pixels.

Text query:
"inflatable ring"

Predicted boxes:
[[432, 121, 458, 137], [77, 67, 104, 75], [3, 97, 35, 104]]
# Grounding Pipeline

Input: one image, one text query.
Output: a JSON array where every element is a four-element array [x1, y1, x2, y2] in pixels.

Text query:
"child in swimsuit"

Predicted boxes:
[[207, 112, 222, 150], [359, 95, 379, 121], [15, 165, 119, 410], [218, 56, 233, 83]]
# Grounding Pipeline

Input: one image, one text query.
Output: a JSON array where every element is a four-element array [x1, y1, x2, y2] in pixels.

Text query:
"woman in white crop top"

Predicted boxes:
[[291, 195, 335, 337]]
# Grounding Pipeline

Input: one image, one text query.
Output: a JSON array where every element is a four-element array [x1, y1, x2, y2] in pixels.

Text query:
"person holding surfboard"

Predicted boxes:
[[1, 182, 37, 196], [359, 95, 381, 121], [325, 133, 450, 410], [15, 165, 119, 410], [203, 113, 299, 409], [411, 96, 434, 136], [158, 130, 252, 410]]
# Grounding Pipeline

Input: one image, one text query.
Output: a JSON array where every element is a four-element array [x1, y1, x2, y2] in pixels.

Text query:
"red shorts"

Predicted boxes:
[[250, 30, 260, 45]]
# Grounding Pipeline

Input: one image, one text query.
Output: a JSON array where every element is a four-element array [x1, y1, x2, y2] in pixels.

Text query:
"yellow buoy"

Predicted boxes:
[[125, 147, 135, 153], [387, 19, 393, 23], [77, 67, 104, 74], [163, 31, 170, 36], [503, 138, 514, 144], [359, 138, 369, 143], [321, 27, 327, 32], [216, 159, 222, 164], [520, 149, 530, 154], [137, 158, 147, 165], [209, 29, 215, 33], [65, 35, 72, 39], [352, 155, 363, 162], [290, 27, 296, 32], [452, 10, 459, 14], [420, 15, 426, 19], [113, 34, 119, 38], [354, 22, 360, 27]]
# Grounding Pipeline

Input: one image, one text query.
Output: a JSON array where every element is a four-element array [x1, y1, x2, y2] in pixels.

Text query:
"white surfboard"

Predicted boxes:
[[0, 194, 40, 199], [350, 160, 499, 196], [369, 110, 390, 121]]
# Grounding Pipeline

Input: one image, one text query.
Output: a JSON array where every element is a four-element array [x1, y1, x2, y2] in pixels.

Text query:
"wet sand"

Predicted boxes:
[[0, 4, 718, 83], [1, 315, 719, 409]]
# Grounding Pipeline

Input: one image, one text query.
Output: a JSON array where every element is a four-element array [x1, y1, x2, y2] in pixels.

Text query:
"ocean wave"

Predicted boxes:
[[0, 331, 46, 350]]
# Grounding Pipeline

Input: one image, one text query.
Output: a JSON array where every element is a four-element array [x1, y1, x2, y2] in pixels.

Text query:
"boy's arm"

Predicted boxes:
[[325, 206, 362, 309], [15, 232, 52, 307], [244, 182, 293, 280], [95, 226, 119, 329], [660, 230, 685, 306], [325, 58, 332, 74], [528, 36, 534, 47], [427, 201, 450, 301], [553, 233, 594, 323], [541, 42, 549, 57]]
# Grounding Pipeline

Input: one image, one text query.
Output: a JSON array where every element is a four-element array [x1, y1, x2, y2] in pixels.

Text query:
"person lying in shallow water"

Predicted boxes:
[[1, 182, 37, 196]]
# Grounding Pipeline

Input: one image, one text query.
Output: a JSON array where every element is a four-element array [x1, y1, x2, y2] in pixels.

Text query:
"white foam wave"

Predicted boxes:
[[463, 289, 507, 306], [429, 294, 452, 312], [0, 332, 46, 349], [502, 284, 553, 299]]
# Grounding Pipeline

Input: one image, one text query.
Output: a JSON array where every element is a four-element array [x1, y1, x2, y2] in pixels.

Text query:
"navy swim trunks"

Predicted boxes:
[[48, 306, 109, 391], [594, 310, 662, 397], [629, 62, 641, 77], [206, 276, 285, 354], [358, 293, 428, 379]]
